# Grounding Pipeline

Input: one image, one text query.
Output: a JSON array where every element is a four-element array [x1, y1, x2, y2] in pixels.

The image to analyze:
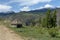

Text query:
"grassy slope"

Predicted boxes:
[[1, 19, 60, 40], [9, 26, 60, 40]]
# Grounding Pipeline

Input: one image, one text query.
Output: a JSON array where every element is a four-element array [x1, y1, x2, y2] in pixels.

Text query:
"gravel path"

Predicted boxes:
[[0, 25, 24, 40]]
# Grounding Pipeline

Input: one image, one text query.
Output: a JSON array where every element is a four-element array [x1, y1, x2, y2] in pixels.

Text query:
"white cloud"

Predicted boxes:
[[28, 4, 55, 10], [20, 0, 52, 6], [44, 4, 54, 8], [57, 6, 60, 8], [30, 4, 54, 10], [39, 4, 55, 9], [20, 6, 31, 11], [4, 0, 52, 12], [6, 0, 52, 6], [0, 4, 12, 12], [20, 4, 55, 11]]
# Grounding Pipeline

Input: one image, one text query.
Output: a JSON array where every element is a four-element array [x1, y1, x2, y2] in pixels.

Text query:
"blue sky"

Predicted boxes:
[[0, 0, 60, 12]]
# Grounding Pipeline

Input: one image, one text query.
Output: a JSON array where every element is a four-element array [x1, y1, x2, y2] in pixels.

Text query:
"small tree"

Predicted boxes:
[[45, 9, 57, 28], [45, 9, 51, 28], [52, 10, 57, 27]]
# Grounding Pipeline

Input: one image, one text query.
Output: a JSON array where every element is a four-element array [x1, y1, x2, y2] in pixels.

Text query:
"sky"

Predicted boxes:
[[0, 0, 60, 12]]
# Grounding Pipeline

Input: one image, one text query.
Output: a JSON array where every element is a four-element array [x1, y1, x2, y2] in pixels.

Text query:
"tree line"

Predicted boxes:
[[29, 9, 57, 28]]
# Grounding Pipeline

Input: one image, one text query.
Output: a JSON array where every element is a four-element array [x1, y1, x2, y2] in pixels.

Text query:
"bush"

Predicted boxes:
[[48, 28, 59, 37]]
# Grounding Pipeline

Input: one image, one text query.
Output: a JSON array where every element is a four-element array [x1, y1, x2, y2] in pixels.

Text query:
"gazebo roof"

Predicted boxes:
[[11, 19, 22, 24]]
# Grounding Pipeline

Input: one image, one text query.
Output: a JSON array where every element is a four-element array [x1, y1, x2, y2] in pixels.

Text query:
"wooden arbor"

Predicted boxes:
[[11, 19, 23, 28]]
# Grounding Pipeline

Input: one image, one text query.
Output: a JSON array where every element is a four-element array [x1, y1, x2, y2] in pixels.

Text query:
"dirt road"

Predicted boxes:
[[0, 25, 24, 40]]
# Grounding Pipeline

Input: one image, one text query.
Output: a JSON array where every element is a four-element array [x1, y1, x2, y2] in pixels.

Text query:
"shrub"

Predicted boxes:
[[48, 28, 59, 37]]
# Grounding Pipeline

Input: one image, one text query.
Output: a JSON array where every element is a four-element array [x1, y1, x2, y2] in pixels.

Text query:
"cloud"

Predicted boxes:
[[57, 6, 60, 8], [20, 0, 52, 6], [29, 4, 54, 10], [20, 4, 55, 11], [39, 4, 55, 9], [20, 6, 31, 11], [4, 0, 52, 12], [6, 0, 52, 6], [0, 4, 12, 12], [44, 4, 54, 8]]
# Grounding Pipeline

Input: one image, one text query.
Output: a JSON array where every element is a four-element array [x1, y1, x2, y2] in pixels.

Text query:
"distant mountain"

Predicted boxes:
[[0, 11, 15, 16], [0, 11, 15, 19], [20, 8, 57, 14], [0, 7, 59, 15], [0, 11, 15, 14], [0, 7, 60, 20]]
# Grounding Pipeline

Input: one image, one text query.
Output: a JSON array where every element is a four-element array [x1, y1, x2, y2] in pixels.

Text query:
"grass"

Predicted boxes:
[[2, 21, 60, 40], [8, 25, 60, 40]]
